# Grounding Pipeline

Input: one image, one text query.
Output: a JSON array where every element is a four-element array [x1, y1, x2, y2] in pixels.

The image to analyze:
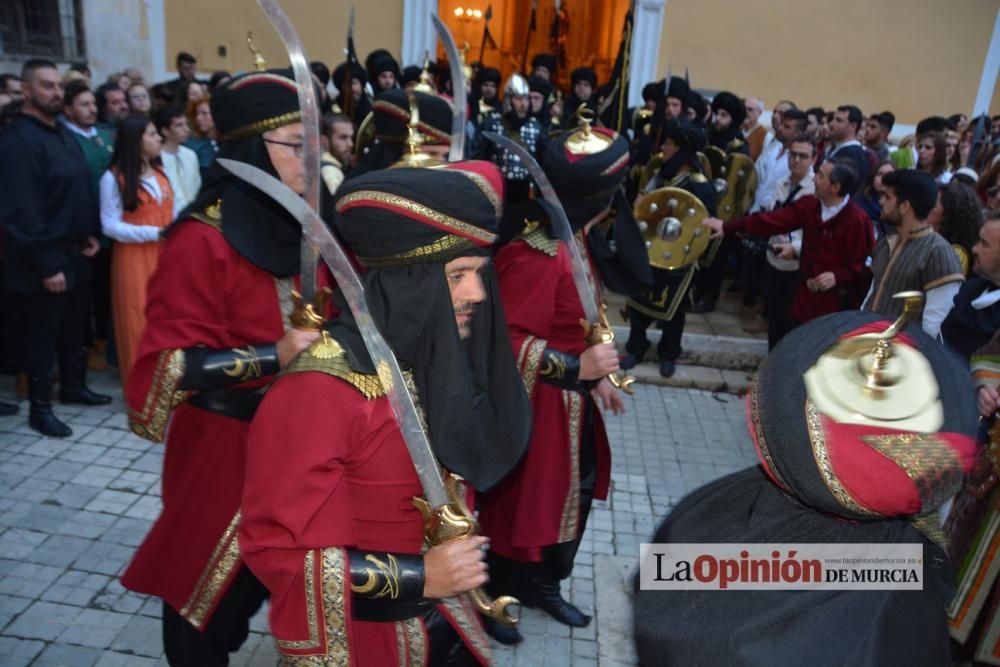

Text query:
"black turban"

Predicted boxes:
[[634, 312, 978, 666], [332, 61, 368, 96], [541, 126, 652, 295], [365, 48, 401, 82], [660, 117, 705, 154], [477, 67, 501, 85], [710, 90, 746, 128], [333, 161, 531, 491], [370, 88, 452, 146], [176, 68, 313, 277], [666, 76, 689, 102], [571, 67, 597, 87], [528, 75, 551, 97], [531, 53, 557, 76]]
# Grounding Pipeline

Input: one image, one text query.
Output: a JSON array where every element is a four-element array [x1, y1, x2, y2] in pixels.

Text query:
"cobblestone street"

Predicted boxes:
[[0, 371, 757, 666]]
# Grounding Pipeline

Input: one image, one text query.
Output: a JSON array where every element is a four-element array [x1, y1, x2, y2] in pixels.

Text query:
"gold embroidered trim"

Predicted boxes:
[[558, 391, 583, 542], [521, 224, 559, 257], [128, 348, 190, 442], [350, 553, 401, 599], [600, 151, 629, 176], [281, 547, 351, 664], [284, 353, 386, 400], [277, 550, 323, 651], [624, 297, 675, 322], [180, 511, 242, 629], [395, 616, 425, 666], [457, 169, 501, 217], [805, 401, 879, 518], [860, 433, 961, 515], [439, 595, 493, 665], [190, 212, 223, 231], [223, 110, 303, 142], [372, 99, 451, 144], [749, 379, 792, 493], [358, 235, 475, 268], [518, 336, 548, 397], [335, 190, 496, 244]]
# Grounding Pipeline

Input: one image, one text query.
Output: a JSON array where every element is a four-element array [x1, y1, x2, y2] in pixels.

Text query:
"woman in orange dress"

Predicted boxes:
[[99, 114, 173, 391]]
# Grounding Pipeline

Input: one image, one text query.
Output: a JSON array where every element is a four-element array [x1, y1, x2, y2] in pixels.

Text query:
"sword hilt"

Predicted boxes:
[[289, 288, 331, 331], [413, 475, 521, 627], [581, 304, 636, 395]]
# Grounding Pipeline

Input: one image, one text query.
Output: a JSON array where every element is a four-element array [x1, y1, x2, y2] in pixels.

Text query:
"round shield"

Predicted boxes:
[[353, 110, 377, 157], [716, 152, 758, 221], [634, 187, 710, 270]]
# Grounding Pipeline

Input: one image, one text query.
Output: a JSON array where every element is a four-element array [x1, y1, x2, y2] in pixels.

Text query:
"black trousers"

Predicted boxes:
[[625, 307, 685, 363], [764, 266, 800, 350], [740, 241, 768, 309], [90, 246, 112, 341], [695, 236, 739, 304], [15, 283, 90, 378], [162, 565, 269, 667]]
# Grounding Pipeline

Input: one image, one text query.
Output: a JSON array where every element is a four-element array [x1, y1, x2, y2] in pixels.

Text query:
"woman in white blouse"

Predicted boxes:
[[99, 115, 173, 390]]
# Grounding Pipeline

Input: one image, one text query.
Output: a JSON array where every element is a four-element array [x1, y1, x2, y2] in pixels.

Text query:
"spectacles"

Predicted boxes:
[[789, 151, 813, 161], [263, 138, 304, 158], [989, 185, 1000, 197]]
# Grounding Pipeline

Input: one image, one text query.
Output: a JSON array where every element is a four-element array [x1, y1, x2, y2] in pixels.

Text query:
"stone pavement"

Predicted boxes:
[[0, 369, 757, 666]]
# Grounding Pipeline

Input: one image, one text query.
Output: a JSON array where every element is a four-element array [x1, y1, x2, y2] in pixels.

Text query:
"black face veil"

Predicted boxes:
[[332, 162, 531, 492]]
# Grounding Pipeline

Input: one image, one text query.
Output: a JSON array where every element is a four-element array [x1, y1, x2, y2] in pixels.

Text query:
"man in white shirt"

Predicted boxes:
[[154, 105, 201, 217], [752, 109, 808, 213], [320, 112, 354, 197]]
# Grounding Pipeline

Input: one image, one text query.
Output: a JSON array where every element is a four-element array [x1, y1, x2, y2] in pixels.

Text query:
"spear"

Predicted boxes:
[[478, 4, 496, 64], [521, 0, 537, 74]]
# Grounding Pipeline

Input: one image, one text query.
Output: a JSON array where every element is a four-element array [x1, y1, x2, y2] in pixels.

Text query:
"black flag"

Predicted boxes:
[[478, 5, 497, 62], [598, 3, 634, 133]]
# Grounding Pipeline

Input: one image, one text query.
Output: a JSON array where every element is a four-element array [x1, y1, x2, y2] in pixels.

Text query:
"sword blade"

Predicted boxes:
[[218, 158, 449, 509], [256, 0, 321, 302], [482, 131, 600, 324], [431, 14, 467, 162]]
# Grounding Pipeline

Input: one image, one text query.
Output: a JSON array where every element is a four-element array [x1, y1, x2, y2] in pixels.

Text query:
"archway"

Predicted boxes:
[[436, 0, 631, 93]]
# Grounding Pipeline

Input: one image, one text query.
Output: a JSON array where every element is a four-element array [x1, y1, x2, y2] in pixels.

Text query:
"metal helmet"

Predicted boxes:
[[504, 73, 530, 99]]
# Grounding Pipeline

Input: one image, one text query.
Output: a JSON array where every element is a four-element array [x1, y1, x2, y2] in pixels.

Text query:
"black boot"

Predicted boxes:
[[0, 400, 18, 416], [481, 614, 523, 645], [29, 374, 72, 437], [526, 576, 591, 628], [621, 339, 650, 371], [59, 348, 111, 406]]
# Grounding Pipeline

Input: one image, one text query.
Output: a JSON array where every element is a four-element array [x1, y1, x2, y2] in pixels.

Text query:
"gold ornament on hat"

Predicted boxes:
[[564, 104, 613, 155], [246, 32, 267, 71], [392, 91, 444, 168], [804, 291, 943, 432], [413, 51, 437, 94]]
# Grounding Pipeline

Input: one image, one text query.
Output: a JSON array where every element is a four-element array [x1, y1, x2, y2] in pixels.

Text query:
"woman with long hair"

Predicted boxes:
[[184, 96, 218, 174], [98, 114, 173, 389], [977, 158, 1000, 209], [855, 160, 894, 239], [917, 131, 952, 184], [928, 180, 984, 276]]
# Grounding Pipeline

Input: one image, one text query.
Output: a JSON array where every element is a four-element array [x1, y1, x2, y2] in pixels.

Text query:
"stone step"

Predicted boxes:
[[624, 360, 756, 395], [610, 325, 767, 371]]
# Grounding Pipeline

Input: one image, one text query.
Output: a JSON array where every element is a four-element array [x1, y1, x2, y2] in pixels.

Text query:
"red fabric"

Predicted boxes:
[[822, 416, 976, 515], [240, 371, 487, 664], [478, 239, 612, 562], [724, 195, 874, 324], [121, 219, 289, 623]]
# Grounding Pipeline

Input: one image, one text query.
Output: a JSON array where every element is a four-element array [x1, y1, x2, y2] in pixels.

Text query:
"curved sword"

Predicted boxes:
[[482, 131, 636, 394], [217, 157, 520, 626], [256, 0, 321, 304], [431, 14, 467, 161]]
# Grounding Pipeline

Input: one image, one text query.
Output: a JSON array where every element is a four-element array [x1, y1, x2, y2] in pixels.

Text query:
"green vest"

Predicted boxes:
[[70, 126, 115, 198]]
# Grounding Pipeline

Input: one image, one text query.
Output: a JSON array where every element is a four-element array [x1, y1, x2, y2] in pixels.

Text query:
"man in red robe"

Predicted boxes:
[[123, 69, 322, 665], [239, 161, 532, 664], [479, 124, 647, 643], [703, 156, 875, 325]]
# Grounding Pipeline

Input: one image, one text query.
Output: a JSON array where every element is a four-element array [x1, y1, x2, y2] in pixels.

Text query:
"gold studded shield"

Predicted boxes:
[[634, 186, 710, 270]]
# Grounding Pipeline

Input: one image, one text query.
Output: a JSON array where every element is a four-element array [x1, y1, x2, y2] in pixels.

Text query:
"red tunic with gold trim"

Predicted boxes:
[[123, 216, 294, 629], [239, 359, 492, 665], [478, 227, 612, 561]]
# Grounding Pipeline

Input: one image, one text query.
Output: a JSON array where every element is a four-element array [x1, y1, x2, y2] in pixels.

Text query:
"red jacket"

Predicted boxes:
[[724, 195, 874, 324]]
